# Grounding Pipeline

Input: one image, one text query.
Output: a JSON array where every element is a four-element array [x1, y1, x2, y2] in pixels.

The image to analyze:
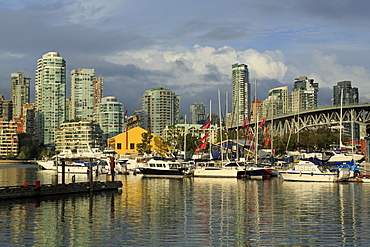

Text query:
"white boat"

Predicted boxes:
[[328, 149, 364, 163], [139, 158, 194, 177], [96, 157, 127, 174], [37, 160, 57, 170], [57, 161, 90, 174], [279, 159, 350, 182], [193, 161, 246, 178]]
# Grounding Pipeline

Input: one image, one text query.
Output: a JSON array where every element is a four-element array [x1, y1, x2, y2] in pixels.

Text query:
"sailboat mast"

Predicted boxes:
[[340, 88, 343, 148], [254, 78, 258, 165], [183, 115, 187, 161], [218, 89, 223, 163]]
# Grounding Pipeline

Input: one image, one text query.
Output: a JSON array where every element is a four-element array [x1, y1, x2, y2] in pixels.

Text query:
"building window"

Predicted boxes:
[[117, 143, 122, 149], [130, 143, 135, 149]]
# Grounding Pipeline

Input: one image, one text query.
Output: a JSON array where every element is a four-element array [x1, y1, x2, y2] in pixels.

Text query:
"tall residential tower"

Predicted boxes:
[[35, 52, 66, 146], [10, 72, 30, 120], [333, 81, 359, 106], [141, 87, 180, 136], [70, 68, 98, 121], [231, 63, 250, 127]]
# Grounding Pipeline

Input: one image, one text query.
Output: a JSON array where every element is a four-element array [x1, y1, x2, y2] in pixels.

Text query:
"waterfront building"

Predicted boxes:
[[35, 52, 67, 147], [93, 76, 104, 117], [107, 126, 165, 156], [10, 72, 30, 120], [0, 118, 18, 157], [206, 113, 220, 127], [97, 96, 124, 145], [70, 68, 98, 121], [231, 63, 250, 127], [55, 121, 103, 151], [0, 95, 13, 121], [333, 81, 359, 106], [261, 86, 289, 119], [250, 99, 262, 122], [22, 103, 35, 136], [190, 102, 206, 124], [289, 76, 318, 113], [141, 87, 180, 136]]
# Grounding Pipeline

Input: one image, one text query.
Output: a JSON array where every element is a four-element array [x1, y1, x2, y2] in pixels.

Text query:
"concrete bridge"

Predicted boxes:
[[242, 103, 370, 139]]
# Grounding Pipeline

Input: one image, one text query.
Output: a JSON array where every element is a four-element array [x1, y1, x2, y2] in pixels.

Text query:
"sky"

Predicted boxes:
[[1, 0, 369, 116]]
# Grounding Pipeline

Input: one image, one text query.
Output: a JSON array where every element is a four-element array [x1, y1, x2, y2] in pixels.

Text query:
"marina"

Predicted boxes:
[[2, 162, 370, 246]]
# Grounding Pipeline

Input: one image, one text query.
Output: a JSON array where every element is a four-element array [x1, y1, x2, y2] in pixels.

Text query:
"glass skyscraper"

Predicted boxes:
[[35, 52, 66, 146], [231, 63, 250, 127], [70, 68, 99, 121], [141, 87, 180, 136], [10, 72, 30, 120]]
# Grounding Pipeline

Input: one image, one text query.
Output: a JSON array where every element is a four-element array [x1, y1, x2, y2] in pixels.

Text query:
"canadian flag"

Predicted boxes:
[[258, 118, 266, 127], [201, 121, 211, 129], [264, 136, 271, 147], [199, 133, 209, 142], [195, 142, 207, 151], [241, 117, 249, 128]]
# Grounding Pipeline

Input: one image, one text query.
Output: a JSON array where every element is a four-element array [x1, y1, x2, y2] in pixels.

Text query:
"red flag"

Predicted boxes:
[[241, 117, 249, 128], [264, 136, 271, 147], [258, 118, 266, 127], [263, 127, 269, 136], [195, 142, 207, 151], [199, 133, 209, 142], [201, 121, 211, 129], [272, 149, 275, 155], [245, 126, 250, 132], [249, 134, 253, 141]]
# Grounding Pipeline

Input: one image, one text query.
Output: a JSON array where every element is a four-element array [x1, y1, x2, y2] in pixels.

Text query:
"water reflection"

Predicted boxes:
[[1, 165, 370, 245]]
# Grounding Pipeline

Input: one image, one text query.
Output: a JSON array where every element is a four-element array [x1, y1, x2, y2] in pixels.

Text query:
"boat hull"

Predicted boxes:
[[139, 167, 193, 177], [279, 171, 340, 182], [193, 168, 241, 178]]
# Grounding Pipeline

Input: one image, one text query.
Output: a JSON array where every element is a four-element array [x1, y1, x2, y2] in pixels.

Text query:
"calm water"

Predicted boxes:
[[1, 163, 370, 246]]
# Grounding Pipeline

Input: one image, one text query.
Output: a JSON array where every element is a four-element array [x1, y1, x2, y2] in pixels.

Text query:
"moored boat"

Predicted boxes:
[[279, 158, 351, 182], [139, 158, 194, 177]]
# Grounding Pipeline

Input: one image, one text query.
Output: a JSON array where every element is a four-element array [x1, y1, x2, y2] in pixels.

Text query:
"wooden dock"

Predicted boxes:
[[0, 181, 123, 200]]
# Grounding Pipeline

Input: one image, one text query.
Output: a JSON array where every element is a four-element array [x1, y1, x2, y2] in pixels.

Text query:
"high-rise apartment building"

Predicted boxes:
[[10, 72, 30, 120], [55, 121, 103, 151], [97, 96, 124, 144], [261, 86, 289, 118], [231, 63, 250, 127], [93, 76, 104, 117], [70, 68, 97, 121], [289, 76, 318, 113], [35, 52, 66, 146], [0, 95, 13, 121], [333, 81, 359, 106], [190, 102, 206, 124], [141, 87, 180, 136]]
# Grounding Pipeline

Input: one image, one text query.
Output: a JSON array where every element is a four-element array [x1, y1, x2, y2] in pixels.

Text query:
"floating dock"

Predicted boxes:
[[0, 181, 123, 200]]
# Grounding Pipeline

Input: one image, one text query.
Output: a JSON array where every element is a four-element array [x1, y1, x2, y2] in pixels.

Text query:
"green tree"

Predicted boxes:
[[137, 132, 153, 155]]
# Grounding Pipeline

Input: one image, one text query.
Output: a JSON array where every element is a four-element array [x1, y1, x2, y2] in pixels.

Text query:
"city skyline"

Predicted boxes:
[[0, 1, 369, 117]]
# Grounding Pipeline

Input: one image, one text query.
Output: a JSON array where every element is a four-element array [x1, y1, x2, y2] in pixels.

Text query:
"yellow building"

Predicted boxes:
[[107, 126, 168, 156]]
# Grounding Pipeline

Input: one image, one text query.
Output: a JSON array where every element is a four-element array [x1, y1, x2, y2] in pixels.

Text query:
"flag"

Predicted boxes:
[[199, 133, 209, 142], [258, 118, 266, 127], [241, 117, 249, 128], [245, 126, 250, 132], [249, 134, 253, 141], [264, 136, 271, 147], [263, 127, 269, 136], [195, 142, 207, 151], [271, 149, 275, 155], [201, 121, 211, 129]]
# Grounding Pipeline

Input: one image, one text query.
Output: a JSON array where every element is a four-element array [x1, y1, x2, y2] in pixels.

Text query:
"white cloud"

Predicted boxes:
[[104, 44, 289, 85]]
